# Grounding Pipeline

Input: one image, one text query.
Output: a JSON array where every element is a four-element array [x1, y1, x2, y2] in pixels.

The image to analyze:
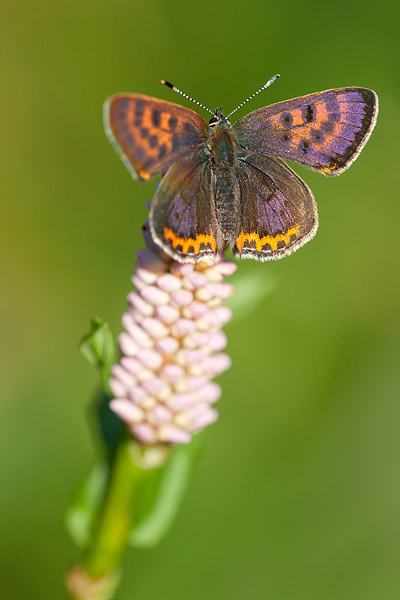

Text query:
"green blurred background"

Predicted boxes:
[[1, 0, 399, 598]]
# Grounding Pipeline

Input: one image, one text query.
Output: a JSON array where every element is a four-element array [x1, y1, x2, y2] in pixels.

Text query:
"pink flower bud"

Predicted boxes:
[[127, 292, 154, 317], [109, 399, 144, 423]]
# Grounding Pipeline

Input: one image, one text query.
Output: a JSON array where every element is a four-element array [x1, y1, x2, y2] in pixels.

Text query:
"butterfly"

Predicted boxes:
[[104, 75, 378, 263]]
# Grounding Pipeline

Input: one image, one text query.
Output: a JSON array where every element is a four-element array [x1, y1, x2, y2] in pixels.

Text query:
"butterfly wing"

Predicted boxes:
[[104, 94, 208, 181], [150, 153, 221, 263], [233, 88, 378, 176], [233, 152, 318, 261]]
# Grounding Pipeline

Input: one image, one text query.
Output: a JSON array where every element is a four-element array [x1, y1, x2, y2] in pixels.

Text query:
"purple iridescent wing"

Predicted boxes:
[[104, 94, 208, 181], [150, 153, 221, 263], [233, 153, 318, 261], [232, 88, 378, 176]]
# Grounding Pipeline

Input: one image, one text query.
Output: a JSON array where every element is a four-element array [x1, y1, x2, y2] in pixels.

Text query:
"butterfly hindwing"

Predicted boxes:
[[233, 88, 378, 176], [150, 153, 220, 263], [104, 94, 208, 181], [233, 153, 318, 260]]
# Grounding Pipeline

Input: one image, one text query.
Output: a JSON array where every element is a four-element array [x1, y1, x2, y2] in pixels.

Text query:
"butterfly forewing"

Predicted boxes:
[[234, 153, 318, 260], [150, 153, 220, 263], [233, 88, 378, 176], [104, 94, 208, 181]]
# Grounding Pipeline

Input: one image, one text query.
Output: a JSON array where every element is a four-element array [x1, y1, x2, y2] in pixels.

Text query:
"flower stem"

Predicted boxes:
[[66, 435, 167, 600]]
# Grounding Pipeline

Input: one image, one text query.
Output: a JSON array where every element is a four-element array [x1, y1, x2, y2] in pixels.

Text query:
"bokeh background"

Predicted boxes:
[[1, 0, 399, 598]]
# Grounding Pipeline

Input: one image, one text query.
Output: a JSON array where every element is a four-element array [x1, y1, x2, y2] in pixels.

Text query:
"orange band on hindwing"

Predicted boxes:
[[164, 228, 217, 254], [236, 226, 299, 252]]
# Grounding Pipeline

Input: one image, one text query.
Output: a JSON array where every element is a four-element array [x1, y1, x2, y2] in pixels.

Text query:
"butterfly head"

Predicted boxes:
[[209, 108, 231, 128]]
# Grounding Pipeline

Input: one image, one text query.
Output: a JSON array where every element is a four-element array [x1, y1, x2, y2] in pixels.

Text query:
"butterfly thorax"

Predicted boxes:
[[206, 121, 237, 169]]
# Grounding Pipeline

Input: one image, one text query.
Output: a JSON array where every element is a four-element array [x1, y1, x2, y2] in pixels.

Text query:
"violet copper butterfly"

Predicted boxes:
[[104, 75, 378, 263]]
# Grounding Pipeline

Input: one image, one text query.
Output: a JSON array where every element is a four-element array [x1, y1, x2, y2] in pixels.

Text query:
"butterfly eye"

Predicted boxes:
[[209, 116, 219, 126]]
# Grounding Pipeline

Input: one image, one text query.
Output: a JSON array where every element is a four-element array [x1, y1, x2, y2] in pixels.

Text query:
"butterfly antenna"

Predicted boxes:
[[161, 80, 214, 115], [227, 74, 281, 119]]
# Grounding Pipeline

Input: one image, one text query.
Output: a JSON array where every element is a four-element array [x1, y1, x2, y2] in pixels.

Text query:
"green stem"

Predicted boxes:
[[66, 436, 167, 600], [84, 437, 142, 576]]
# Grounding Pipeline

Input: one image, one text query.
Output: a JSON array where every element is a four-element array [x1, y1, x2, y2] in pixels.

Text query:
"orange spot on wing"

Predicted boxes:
[[160, 112, 171, 129], [315, 103, 329, 123], [290, 109, 304, 127], [164, 228, 217, 254], [236, 226, 299, 252], [290, 126, 311, 140]]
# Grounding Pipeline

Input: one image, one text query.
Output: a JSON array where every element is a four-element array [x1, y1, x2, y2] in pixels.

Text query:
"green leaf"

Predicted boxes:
[[79, 318, 116, 390], [129, 431, 206, 548], [65, 461, 108, 548]]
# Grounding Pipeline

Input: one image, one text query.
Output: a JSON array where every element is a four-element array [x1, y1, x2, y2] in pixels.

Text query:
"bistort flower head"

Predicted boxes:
[[109, 223, 236, 446]]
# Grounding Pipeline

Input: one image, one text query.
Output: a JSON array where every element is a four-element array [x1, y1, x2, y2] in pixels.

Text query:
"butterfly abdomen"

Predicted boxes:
[[212, 170, 240, 249]]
